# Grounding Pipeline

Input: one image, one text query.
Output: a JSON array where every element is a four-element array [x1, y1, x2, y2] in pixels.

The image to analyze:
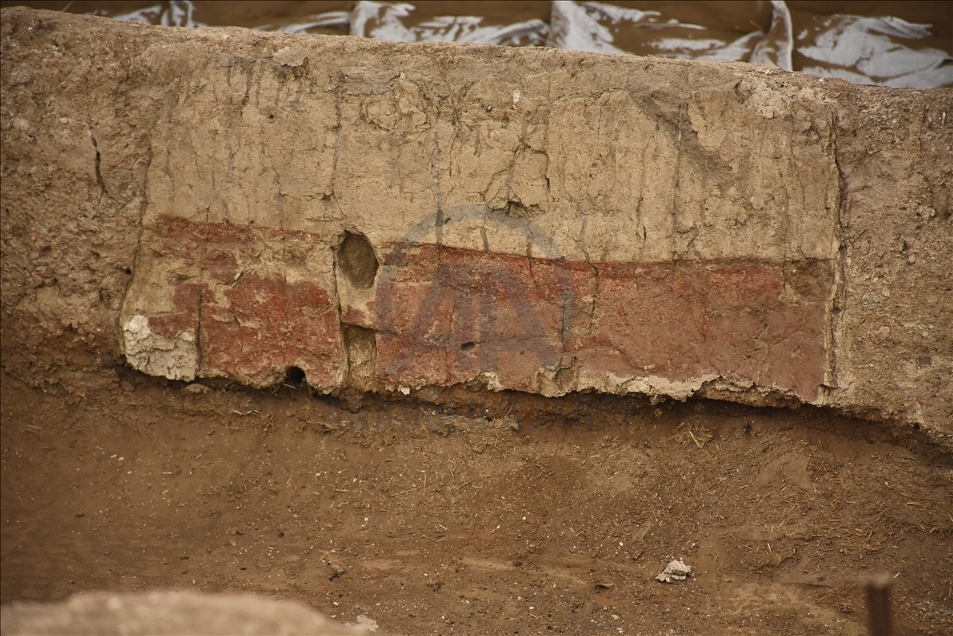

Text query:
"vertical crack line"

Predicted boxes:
[[195, 205, 212, 375], [91, 135, 106, 203], [573, 214, 598, 337], [544, 74, 554, 215], [428, 78, 444, 228], [435, 208, 445, 253], [672, 103, 684, 260], [505, 130, 521, 207], [117, 146, 153, 357], [826, 106, 850, 396], [330, 238, 350, 388], [329, 89, 343, 199], [428, 79, 446, 274], [446, 85, 461, 180], [241, 57, 257, 110]]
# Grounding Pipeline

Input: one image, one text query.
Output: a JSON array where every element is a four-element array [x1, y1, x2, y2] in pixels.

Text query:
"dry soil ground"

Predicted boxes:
[[2, 360, 952, 635]]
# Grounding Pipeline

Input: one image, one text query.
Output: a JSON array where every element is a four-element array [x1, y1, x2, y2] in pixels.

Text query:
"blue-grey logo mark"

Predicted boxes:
[[376, 205, 576, 378]]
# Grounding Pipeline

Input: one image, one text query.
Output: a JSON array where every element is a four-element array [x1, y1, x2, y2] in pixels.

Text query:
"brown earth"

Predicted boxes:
[[2, 357, 951, 635]]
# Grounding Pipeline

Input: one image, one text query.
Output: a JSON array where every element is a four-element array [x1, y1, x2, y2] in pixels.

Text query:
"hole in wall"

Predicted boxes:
[[460, 342, 475, 352], [283, 366, 307, 388], [337, 232, 379, 290], [505, 199, 542, 218]]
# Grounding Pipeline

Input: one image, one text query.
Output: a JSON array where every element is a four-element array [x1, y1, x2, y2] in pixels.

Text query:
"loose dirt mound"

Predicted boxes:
[[2, 366, 951, 635]]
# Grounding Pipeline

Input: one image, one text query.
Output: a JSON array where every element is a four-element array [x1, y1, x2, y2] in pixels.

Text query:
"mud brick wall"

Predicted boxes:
[[1, 7, 950, 435]]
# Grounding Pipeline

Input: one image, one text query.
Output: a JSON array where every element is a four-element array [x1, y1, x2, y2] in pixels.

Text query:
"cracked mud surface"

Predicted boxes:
[[2, 365, 951, 635]]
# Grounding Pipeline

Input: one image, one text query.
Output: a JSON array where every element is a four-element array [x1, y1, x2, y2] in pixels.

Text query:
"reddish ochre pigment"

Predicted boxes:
[[144, 217, 831, 399]]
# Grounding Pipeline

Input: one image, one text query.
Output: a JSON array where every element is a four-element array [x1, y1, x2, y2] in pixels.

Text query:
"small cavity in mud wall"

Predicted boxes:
[[337, 232, 379, 289]]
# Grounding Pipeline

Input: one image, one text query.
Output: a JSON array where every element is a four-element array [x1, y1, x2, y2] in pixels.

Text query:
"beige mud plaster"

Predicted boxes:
[[576, 369, 718, 401], [122, 315, 198, 381]]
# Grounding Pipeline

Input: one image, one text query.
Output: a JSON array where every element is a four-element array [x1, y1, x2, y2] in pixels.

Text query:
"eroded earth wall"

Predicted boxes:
[[1, 8, 950, 433]]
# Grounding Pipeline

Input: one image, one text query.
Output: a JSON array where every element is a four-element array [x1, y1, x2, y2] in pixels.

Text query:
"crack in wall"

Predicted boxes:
[[330, 232, 350, 386], [117, 140, 153, 358], [90, 134, 106, 201], [195, 204, 212, 374], [671, 103, 684, 259], [573, 215, 599, 339], [826, 106, 850, 397]]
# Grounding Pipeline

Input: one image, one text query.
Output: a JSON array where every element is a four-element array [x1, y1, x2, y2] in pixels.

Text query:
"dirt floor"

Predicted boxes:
[[2, 360, 952, 635]]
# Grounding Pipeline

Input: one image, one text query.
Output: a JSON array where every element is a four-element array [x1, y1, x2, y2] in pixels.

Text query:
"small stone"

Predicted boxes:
[[656, 559, 692, 583], [119, 380, 134, 392], [183, 383, 209, 395]]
